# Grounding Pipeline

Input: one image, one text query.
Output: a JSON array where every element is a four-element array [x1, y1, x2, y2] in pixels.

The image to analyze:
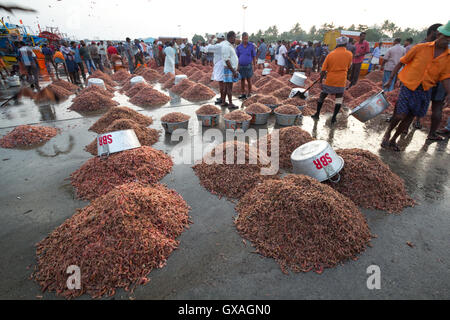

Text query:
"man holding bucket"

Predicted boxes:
[[382, 22, 450, 151], [311, 36, 353, 124]]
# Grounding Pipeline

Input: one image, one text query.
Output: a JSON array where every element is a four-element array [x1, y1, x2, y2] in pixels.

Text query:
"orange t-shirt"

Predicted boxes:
[[53, 51, 64, 61], [321, 47, 353, 87], [399, 41, 450, 91]]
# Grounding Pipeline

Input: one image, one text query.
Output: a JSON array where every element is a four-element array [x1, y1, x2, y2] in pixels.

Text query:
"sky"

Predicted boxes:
[[2, 0, 449, 41]]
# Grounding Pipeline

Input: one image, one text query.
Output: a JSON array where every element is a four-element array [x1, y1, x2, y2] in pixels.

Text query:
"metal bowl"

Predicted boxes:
[[196, 114, 220, 127], [161, 120, 189, 134], [245, 111, 271, 125], [274, 112, 298, 126], [350, 91, 389, 122], [224, 119, 251, 132], [291, 140, 344, 183]]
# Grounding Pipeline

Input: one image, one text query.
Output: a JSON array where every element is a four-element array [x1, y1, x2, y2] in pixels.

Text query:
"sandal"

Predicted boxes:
[[436, 129, 450, 135], [427, 134, 445, 141], [227, 104, 238, 110], [413, 120, 422, 129], [220, 102, 229, 107]]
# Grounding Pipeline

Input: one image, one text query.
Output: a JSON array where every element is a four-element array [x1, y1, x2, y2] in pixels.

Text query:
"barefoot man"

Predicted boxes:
[[382, 22, 450, 151]]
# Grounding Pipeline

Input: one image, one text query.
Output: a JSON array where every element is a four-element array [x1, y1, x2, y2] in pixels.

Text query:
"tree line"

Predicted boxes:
[[192, 20, 428, 45]]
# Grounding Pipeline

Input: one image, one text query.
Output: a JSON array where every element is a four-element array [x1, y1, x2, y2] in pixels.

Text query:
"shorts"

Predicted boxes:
[[304, 59, 313, 68], [257, 58, 265, 64], [238, 64, 253, 79], [396, 85, 431, 118], [54, 58, 65, 64], [322, 84, 345, 95], [223, 67, 240, 83], [431, 82, 446, 102]]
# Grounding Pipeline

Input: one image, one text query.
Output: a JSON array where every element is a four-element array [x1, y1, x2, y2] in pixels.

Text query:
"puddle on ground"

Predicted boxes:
[[1, 78, 448, 204]]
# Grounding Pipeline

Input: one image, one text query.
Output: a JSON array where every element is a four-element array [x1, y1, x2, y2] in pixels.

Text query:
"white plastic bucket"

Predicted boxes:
[[175, 75, 188, 85], [291, 140, 344, 183], [88, 78, 106, 89], [290, 72, 307, 86], [130, 76, 144, 86], [262, 68, 272, 76]]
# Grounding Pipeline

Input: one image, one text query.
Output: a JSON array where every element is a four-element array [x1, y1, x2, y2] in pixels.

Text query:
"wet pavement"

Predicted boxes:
[[0, 81, 448, 300]]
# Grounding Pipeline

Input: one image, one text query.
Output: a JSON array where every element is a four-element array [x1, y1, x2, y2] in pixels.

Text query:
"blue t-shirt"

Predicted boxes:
[[258, 42, 267, 60], [287, 48, 298, 60], [74, 47, 82, 63], [236, 42, 256, 66], [42, 47, 53, 57], [315, 46, 322, 57]]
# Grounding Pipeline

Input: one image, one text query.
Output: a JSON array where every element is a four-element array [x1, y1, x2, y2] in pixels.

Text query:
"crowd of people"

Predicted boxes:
[[5, 20, 450, 149]]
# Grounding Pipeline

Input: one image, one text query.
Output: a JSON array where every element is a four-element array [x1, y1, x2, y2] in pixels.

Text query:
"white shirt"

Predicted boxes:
[[383, 44, 406, 72], [19, 46, 36, 66], [98, 44, 107, 56], [180, 43, 186, 57], [207, 42, 223, 65], [164, 46, 176, 74], [277, 45, 287, 65], [221, 40, 238, 70]]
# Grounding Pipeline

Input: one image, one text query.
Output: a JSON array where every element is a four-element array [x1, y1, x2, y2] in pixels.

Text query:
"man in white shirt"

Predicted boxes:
[[98, 41, 109, 69], [207, 33, 225, 105], [180, 39, 187, 67], [163, 42, 176, 75], [221, 31, 239, 109], [381, 38, 406, 92], [277, 40, 287, 76], [19, 42, 40, 89]]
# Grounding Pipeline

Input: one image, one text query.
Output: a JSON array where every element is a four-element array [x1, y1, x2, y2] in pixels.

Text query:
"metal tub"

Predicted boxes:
[[350, 91, 389, 122], [265, 104, 279, 114], [245, 112, 271, 125], [161, 120, 189, 134], [224, 119, 251, 132], [275, 112, 298, 126], [291, 140, 344, 183], [196, 114, 220, 127]]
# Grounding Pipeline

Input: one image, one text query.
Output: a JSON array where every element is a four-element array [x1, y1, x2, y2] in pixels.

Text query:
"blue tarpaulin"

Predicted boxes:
[[142, 37, 155, 44]]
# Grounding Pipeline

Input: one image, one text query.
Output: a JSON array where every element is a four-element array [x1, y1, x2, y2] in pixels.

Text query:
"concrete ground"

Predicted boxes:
[[0, 80, 448, 300]]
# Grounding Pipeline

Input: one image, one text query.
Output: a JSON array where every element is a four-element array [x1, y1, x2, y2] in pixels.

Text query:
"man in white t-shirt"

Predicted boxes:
[[277, 40, 287, 76], [163, 42, 176, 75], [221, 31, 239, 109]]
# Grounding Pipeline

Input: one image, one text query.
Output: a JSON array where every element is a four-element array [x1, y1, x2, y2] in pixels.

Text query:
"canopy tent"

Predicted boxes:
[[142, 37, 155, 44]]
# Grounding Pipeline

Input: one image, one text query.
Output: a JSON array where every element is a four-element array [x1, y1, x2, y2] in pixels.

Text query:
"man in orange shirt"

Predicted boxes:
[[382, 23, 450, 151], [312, 36, 353, 123]]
